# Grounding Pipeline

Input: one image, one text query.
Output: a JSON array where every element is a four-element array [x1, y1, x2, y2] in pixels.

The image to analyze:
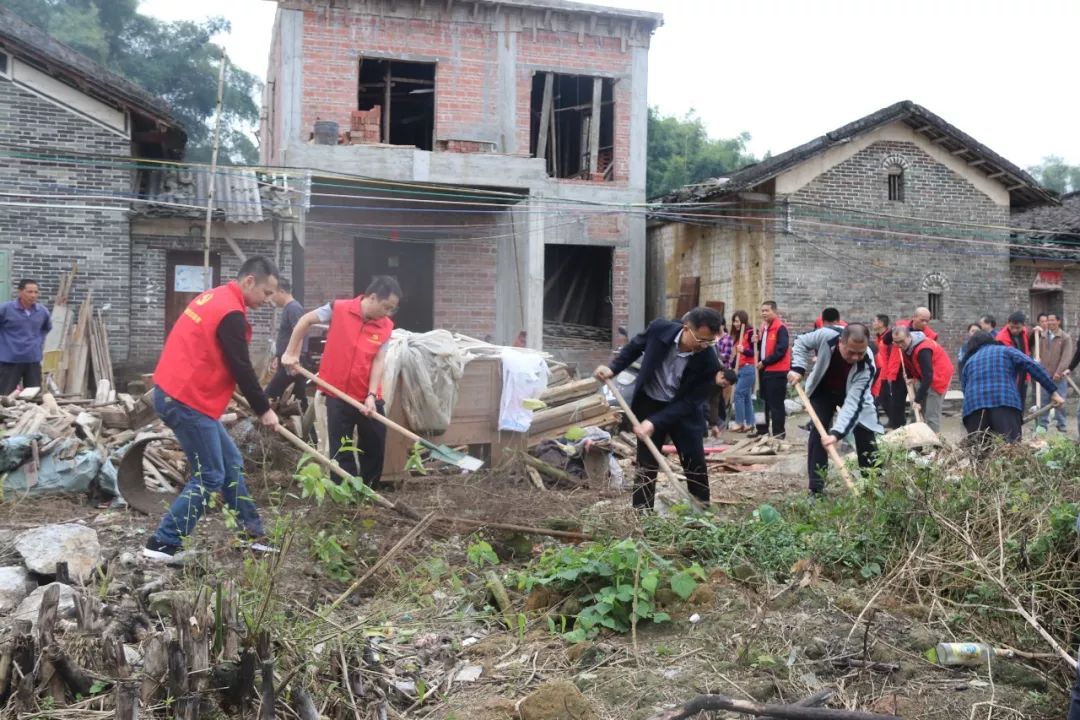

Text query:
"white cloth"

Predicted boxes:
[[498, 349, 550, 432]]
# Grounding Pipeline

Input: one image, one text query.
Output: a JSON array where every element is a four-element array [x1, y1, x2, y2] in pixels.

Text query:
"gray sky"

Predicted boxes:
[[139, 0, 1079, 169]]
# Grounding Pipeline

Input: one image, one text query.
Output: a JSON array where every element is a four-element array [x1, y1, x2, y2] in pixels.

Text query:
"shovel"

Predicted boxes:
[[292, 366, 484, 472], [602, 377, 698, 507], [899, 355, 924, 424], [793, 383, 857, 494]]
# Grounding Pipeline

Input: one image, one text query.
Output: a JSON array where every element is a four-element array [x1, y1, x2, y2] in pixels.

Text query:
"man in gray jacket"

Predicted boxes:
[[789, 323, 882, 495]]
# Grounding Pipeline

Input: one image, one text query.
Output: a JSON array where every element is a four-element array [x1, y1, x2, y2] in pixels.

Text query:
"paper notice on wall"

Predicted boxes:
[[174, 265, 208, 292]]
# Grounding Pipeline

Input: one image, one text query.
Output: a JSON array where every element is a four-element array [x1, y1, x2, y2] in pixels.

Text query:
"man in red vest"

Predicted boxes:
[[996, 311, 1032, 405], [281, 276, 401, 488], [893, 325, 954, 432], [881, 306, 936, 428], [754, 300, 791, 438], [870, 314, 893, 417], [143, 257, 281, 561]]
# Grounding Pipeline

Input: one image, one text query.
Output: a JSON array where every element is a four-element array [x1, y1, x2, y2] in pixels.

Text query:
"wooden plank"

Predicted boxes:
[[588, 77, 603, 175], [65, 292, 93, 398], [382, 62, 392, 143], [535, 72, 554, 160], [556, 266, 585, 323], [538, 378, 600, 405]]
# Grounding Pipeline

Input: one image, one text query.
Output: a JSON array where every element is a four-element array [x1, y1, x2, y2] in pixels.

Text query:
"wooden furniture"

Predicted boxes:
[[382, 356, 525, 478]]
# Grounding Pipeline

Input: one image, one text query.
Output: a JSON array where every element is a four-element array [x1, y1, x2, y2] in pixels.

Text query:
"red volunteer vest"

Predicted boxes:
[[154, 281, 250, 419], [871, 330, 893, 396], [735, 328, 754, 369], [995, 327, 1030, 354], [904, 338, 953, 395], [317, 296, 394, 399], [760, 318, 791, 372]]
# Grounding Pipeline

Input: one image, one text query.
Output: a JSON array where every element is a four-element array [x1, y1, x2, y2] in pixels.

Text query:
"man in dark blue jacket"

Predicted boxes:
[[595, 307, 722, 509]]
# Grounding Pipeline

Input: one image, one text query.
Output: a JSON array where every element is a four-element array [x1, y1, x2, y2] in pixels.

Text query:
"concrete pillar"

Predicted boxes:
[[495, 207, 527, 344], [496, 29, 518, 155], [279, 9, 305, 157], [626, 211, 646, 333], [628, 46, 649, 191], [525, 197, 545, 349]]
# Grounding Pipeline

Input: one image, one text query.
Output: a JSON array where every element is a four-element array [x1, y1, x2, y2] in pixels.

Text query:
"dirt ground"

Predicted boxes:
[[0, 405, 1072, 719]]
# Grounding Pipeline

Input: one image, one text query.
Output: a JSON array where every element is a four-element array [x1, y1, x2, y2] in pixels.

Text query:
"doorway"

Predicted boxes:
[[354, 238, 434, 332], [542, 244, 613, 339], [165, 251, 221, 335], [1030, 289, 1064, 325]]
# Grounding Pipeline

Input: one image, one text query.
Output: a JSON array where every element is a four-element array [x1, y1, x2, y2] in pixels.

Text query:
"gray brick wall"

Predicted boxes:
[[128, 231, 292, 373], [780, 139, 1011, 360], [0, 77, 133, 361]]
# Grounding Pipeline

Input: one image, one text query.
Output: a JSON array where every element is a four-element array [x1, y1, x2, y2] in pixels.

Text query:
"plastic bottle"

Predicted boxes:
[[935, 642, 997, 666]]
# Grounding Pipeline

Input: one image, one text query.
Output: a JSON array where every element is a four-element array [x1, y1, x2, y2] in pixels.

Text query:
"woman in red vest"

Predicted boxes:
[[144, 257, 281, 561], [281, 276, 402, 488]]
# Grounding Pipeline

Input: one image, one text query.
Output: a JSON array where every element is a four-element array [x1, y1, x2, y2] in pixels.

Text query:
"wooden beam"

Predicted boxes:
[[986, 170, 1007, 179], [535, 72, 553, 160], [912, 123, 933, 133], [932, 134, 951, 145], [738, 192, 773, 203], [968, 159, 987, 166], [222, 227, 247, 263], [951, 146, 970, 155], [1007, 183, 1027, 191], [588, 77, 603, 175]]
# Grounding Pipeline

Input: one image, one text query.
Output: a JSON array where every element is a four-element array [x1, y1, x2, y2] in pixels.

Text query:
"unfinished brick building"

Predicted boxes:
[[260, 0, 661, 365]]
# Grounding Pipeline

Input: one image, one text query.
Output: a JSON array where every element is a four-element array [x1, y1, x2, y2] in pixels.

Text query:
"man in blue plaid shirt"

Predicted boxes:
[[960, 331, 1063, 442]]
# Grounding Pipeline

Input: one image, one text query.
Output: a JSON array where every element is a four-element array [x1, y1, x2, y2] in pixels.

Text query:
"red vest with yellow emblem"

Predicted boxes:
[[154, 281, 250, 418], [318, 296, 394, 399]]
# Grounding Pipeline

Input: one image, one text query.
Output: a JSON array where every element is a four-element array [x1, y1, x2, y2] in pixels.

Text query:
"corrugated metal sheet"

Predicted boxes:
[[141, 167, 267, 223]]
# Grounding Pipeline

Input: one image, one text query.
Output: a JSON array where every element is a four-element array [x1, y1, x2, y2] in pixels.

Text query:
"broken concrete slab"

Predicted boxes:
[[11, 582, 76, 627], [0, 565, 33, 613], [880, 422, 941, 450], [14, 523, 101, 581]]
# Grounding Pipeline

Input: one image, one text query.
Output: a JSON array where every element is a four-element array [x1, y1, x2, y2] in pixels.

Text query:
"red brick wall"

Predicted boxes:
[[434, 238, 498, 338], [612, 245, 630, 333], [298, 6, 638, 183]]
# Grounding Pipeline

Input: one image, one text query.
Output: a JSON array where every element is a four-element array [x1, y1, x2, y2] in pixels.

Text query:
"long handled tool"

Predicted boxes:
[[793, 383, 857, 494], [1023, 402, 1056, 425], [602, 377, 697, 506], [1067, 374, 1080, 396], [273, 422, 422, 520], [1034, 331, 1046, 423], [293, 366, 484, 472], [899, 352, 924, 424]]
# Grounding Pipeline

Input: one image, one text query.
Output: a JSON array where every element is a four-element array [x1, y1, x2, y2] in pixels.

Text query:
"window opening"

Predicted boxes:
[[887, 166, 904, 202], [357, 58, 435, 150], [530, 73, 614, 181], [542, 245, 613, 344], [927, 292, 942, 321]]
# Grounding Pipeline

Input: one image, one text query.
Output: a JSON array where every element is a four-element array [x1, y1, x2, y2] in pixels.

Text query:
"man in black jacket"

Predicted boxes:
[[595, 307, 722, 509]]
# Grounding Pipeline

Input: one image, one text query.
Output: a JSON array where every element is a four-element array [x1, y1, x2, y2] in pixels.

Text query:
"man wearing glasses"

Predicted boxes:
[[281, 275, 402, 489], [595, 307, 723, 510]]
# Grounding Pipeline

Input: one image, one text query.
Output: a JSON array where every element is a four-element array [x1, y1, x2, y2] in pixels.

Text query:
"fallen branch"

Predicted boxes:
[[650, 694, 899, 720], [434, 515, 592, 542], [325, 512, 437, 613], [485, 570, 515, 630], [517, 452, 580, 487]]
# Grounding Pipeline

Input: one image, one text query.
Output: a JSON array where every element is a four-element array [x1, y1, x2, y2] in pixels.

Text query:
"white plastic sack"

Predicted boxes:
[[498, 349, 550, 432], [382, 329, 472, 434]]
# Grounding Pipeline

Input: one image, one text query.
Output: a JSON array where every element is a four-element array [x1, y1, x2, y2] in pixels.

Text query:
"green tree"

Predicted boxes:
[[647, 107, 757, 200], [1027, 155, 1080, 195], [0, 0, 260, 163]]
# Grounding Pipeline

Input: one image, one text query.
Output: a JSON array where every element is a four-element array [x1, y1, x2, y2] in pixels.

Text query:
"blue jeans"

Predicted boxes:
[[1036, 378, 1068, 431], [151, 388, 264, 548], [733, 365, 756, 426]]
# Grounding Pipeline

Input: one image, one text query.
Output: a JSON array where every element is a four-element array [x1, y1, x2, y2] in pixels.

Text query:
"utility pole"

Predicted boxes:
[[203, 52, 228, 290]]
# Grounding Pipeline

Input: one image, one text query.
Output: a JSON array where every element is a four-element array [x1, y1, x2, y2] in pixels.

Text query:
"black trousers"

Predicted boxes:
[[631, 394, 709, 509], [962, 406, 1022, 444], [760, 371, 787, 437], [264, 361, 309, 411], [324, 396, 387, 487], [885, 378, 907, 428], [807, 389, 877, 494], [0, 362, 41, 395], [706, 383, 727, 428], [874, 379, 892, 419]]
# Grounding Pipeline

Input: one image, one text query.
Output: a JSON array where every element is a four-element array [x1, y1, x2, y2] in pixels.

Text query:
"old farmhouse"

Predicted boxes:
[[647, 101, 1060, 356]]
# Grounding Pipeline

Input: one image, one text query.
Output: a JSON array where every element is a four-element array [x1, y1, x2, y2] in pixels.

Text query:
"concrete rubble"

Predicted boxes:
[[14, 523, 101, 582]]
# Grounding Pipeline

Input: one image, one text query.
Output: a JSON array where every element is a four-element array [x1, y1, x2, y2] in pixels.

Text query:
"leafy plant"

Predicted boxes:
[[518, 539, 698, 642], [312, 530, 352, 582], [467, 540, 499, 568], [293, 456, 374, 506]]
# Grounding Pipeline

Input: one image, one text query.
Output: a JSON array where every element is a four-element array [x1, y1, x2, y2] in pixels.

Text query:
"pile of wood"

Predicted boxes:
[[543, 321, 612, 349], [527, 374, 620, 446], [44, 266, 115, 400]]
